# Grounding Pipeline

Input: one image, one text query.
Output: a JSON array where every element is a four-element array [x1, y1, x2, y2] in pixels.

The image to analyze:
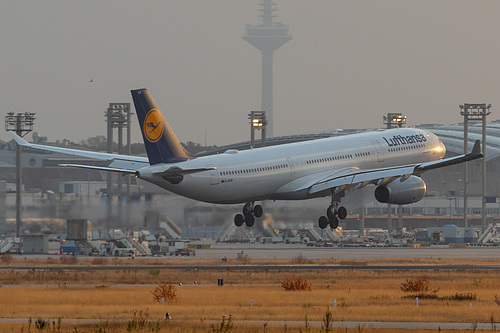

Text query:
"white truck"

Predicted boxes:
[[167, 241, 195, 256], [99, 239, 135, 257]]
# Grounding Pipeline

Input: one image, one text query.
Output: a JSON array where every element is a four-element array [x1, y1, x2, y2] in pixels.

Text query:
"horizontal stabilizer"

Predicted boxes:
[[58, 164, 137, 174]]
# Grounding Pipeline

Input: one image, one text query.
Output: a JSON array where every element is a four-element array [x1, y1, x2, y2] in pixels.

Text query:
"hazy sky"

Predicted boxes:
[[2, 1, 500, 146]]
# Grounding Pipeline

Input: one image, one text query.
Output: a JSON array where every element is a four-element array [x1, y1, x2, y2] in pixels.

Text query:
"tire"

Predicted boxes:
[[243, 203, 252, 216], [254, 205, 264, 218], [234, 214, 244, 227], [338, 206, 347, 220], [245, 215, 255, 227], [329, 216, 339, 229], [326, 205, 336, 221], [318, 216, 329, 229]]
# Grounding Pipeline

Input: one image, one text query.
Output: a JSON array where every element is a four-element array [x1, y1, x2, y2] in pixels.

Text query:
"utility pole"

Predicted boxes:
[[5, 112, 36, 237]]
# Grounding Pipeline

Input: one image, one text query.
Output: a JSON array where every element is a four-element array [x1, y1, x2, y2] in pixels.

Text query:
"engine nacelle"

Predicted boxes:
[[374, 175, 426, 205]]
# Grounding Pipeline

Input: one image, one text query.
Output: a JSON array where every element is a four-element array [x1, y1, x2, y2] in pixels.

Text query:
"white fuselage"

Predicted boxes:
[[137, 128, 445, 204]]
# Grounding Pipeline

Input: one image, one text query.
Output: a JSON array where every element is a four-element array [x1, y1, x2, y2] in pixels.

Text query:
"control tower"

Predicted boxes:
[[243, 0, 292, 138]]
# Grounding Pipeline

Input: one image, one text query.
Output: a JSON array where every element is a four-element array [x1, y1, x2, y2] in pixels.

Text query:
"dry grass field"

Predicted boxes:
[[1, 256, 500, 332]]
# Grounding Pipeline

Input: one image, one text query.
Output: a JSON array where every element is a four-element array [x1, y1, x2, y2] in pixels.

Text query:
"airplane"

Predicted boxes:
[[10, 88, 483, 229]]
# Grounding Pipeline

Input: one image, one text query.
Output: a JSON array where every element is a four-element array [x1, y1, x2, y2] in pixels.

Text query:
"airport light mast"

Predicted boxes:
[[382, 113, 407, 233], [105, 103, 132, 226], [243, 0, 292, 138], [459, 103, 491, 230], [383, 113, 407, 129], [248, 111, 268, 147], [5, 112, 36, 237]]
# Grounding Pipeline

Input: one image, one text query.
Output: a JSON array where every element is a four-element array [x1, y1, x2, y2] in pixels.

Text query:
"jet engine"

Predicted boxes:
[[374, 175, 426, 205]]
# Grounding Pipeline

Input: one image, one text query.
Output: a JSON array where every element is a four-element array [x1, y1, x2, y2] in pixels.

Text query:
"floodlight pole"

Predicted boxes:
[[249, 111, 267, 148], [459, 103, 491, 230], [15, 130, 21, 237], [482, 107, 489, 231], [105, 103, 131, 226], [383, 113, 406, 234], [5, 112, 36, 237], [463, 109, 469, 228]]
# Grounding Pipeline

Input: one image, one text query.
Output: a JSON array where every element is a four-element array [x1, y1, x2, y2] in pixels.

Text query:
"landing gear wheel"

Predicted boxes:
[[238, 202, 262, 228], [318, 216, 329, 229], [326, 205, 336, 221], [234, 214, 244, 227], [329, 216, 339, 229], [245, 215, 255, 227], [337, 206, 347, 220], [254, 205, 263, 218], [243, 203, 252, 216]]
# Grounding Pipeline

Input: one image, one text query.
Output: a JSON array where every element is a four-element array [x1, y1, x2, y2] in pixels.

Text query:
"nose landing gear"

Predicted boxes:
[[234, 202, 264, 227]]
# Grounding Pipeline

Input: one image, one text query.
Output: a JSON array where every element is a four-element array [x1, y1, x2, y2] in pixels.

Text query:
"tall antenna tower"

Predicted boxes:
[[243, 0, 292, 138]]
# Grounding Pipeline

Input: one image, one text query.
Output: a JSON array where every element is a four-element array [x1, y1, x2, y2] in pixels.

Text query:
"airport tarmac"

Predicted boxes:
[[13, 243, 500, 261], [18, 242, 500, 260], [193, 243, 500, 260]]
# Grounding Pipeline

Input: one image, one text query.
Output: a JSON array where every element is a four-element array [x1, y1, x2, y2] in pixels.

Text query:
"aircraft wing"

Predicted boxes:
[[9, 131, 149, 171], [307, 140, 483, 195]]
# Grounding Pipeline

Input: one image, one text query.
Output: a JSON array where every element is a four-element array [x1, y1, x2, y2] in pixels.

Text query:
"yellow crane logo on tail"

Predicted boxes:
[[144, 109, 164, 143]]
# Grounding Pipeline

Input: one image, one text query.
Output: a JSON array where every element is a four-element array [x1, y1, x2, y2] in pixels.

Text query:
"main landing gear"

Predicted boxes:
[[318, 203, 347, 229], [234, 202, 263, 227]]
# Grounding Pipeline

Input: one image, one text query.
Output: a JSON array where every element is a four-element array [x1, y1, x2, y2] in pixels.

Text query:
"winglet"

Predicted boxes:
[[8, 131, 29, 146], [471, 140, 481, 155]]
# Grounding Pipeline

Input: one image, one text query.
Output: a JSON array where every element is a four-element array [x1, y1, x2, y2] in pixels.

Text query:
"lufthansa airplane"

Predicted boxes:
[[10, 89, 482, 229]]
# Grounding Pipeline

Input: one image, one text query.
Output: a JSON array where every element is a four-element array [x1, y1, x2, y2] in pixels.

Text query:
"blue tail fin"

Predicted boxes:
[[131, 89, 192, 165]]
